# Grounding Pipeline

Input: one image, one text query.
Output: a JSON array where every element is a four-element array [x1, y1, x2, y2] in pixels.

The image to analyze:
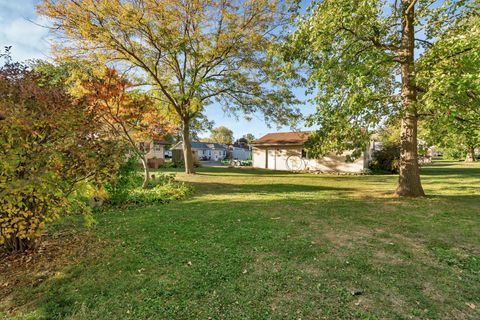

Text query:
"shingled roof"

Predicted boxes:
[[252, 132, 311, 146], [173, 141, 227, 150]]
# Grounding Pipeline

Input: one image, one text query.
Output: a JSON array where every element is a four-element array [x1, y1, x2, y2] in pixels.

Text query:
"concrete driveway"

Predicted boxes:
[[199, 160, 227, 167]]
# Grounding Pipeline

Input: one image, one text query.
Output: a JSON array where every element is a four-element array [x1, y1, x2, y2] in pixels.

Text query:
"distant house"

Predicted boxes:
[[251, 132, 370, 172], [173, 141, 227, 161], [227, 143, 252, 160], [137, 139, 169, 168]]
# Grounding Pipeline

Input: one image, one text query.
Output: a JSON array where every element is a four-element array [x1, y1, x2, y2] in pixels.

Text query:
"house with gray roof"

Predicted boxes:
[[173, 141, 228, 161]]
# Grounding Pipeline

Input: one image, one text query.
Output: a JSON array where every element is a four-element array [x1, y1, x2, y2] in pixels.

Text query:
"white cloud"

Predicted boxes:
[[0, 0, 52, 61], [0, 1, 37, 18]]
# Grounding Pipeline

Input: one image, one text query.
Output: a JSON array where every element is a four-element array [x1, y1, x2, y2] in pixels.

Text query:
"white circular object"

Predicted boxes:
[[286, 155, 305, 171]]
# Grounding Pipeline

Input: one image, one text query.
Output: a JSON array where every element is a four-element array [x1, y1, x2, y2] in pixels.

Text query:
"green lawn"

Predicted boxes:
[[1, 161, 479, 319]]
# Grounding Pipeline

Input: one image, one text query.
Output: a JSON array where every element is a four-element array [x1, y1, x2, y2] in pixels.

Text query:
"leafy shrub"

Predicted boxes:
[[161, 159, 201, 168], [104, 156, 142, 206], [240, 160, 252, 166], [125, 183, 192, 205], [0, 57, 124, 252], [360, 168, 372, 175], [67, 197, 96, 228], [369, 144, 400, 173], [442, 147, 466, 160], [226, 159, 253, 166], [105, 171, 192, 206], [148, 173, 176, 187], [160, 161, 178, 169]]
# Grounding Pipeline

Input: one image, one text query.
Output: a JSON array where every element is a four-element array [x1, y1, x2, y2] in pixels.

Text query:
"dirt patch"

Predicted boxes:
[[0, 230, 103, 316], [372, 249, 407, 265], [321, 226, 374, 250], [250, 252, 282, 275]]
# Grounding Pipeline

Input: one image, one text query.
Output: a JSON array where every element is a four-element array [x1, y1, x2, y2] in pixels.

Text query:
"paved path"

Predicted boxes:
[[199, 160, 227, 167]]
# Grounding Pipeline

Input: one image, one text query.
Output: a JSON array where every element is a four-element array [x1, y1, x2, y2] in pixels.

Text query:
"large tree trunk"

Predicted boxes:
[[139, 154, 150, 188], [395, 0, 425, 197], [182, 119, 194, 174], [465, 146, 476, 162]]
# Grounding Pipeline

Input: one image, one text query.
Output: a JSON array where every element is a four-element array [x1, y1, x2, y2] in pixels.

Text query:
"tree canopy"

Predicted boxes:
[[79, 68, 174, 187], [210, 126, 234, 145], [38, 0, 301, 173], [241, 133, 256, 144], [417, 9, 480, 161], [282, 0, 478, 196]]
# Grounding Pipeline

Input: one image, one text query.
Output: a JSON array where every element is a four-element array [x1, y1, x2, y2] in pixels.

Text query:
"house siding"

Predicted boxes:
[[252, 145, 366, 172], [173, 141, 227, 161], [231, 147, 251, 160], [136, 140, 166, 168], [144, 144, 165, 160]]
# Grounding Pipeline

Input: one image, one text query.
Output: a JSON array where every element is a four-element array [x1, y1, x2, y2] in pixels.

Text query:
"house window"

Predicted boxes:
[[153, 142, 162, 151], [301, 149, 309, 159]]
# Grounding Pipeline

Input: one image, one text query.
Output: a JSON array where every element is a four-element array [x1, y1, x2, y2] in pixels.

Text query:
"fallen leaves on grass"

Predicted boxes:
[[0, 230, 103, 316]]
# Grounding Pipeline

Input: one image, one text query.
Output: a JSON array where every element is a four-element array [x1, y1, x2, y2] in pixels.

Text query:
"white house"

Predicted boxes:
[[137, 139, 168, 168], [173, 141, 228, 161], [251, 132, 370, 172]]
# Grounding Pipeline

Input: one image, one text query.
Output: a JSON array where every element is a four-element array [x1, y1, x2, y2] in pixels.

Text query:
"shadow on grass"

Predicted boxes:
[[159, 162, 480, 179], [4, 192, 480, 320], [422, 162, 462, 168], [156, 166, 291, 176], [2, 162, 479, 319], [421, 164, 480, 176], [431, 194, 480, 206], [188, 182, 355, 196], [158, 166, 384, 179]]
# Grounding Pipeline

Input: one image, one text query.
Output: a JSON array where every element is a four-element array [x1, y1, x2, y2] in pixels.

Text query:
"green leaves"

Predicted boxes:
[[417, 9, 480, 151], [209, 126, 234, 145], [39, 0, 302, 128], [38, 0, 303, 172], [283, 0, 478, 160], [283, 0, 401, 158], [0, 58, 126, 250]]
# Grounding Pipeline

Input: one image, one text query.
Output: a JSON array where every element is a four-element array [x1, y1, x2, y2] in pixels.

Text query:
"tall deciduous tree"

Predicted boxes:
[[31, 61, 174, 186], [79, 68, 173, 188], [235, 133, 256, 147], [38, 0, 301, 174], [417, 9, 480, 162], [167, 114, 215, 144], [210, 126, 234, 144], [283, 0, 476, 197], [242, 133, 256, 144]]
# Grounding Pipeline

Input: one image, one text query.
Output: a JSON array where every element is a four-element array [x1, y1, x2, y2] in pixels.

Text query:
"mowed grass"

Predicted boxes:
[[1, 161, 479, 319]]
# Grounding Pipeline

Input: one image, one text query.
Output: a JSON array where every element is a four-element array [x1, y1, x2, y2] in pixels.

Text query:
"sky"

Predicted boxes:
[[0, 0, 316, 141], [0, 1, 51, 61]]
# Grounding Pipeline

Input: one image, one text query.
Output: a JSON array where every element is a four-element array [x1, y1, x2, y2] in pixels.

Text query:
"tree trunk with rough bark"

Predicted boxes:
[[395, 0, 425, 197], [182, 119, 194, 174], [139, 155, 150, 188], [465, 146, 476, 162]]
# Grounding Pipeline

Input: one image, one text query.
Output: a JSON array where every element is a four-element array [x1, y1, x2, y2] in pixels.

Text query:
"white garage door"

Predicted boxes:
[[267, 149, 276, 170]]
